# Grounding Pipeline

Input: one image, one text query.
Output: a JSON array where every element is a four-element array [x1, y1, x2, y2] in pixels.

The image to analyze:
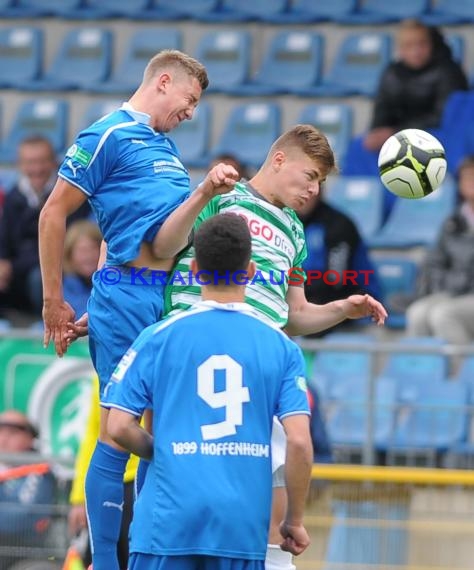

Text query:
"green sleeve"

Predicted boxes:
[[195, 196, 221, 229]]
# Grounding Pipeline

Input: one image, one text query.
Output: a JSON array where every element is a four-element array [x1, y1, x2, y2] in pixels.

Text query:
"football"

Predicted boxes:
[[378, 128, 447, 199]]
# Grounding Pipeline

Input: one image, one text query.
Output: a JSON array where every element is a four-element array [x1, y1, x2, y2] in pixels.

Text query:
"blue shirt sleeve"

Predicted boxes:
[[276, 341, 311, 420]]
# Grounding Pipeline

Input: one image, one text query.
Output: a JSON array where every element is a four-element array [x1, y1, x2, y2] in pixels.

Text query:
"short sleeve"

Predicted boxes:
[[195, 196, 221, 229], [276, 341, 311, 420]]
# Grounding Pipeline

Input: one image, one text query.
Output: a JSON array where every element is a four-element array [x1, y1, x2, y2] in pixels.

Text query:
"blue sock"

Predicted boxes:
[[85, 440, 129, 570], [135, 458, 150, 497]]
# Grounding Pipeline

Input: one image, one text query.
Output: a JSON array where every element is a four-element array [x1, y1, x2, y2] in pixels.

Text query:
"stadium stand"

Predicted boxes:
[[212, 102, 280, 168], [5, 0, 83, 18], [79, 99, 123, 131], [91, 28, 182, 94], [193, 29, 251, 94], [200, 0, 289, 22], [340, 0, 430, 24], [309, 32, 392, 97], [22, 27, 112, 91], [268, 0, 357, 24], [422, 0, 474, 25], [0, 26, 42, 90], [323, 175, 384, 241], [446, 33, 465, 65], [234, 31, 323, 96], [79, 0, 152, 19], [0, 99, 68, 164]]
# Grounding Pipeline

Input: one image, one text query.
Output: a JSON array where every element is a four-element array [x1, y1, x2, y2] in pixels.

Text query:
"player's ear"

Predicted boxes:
[[272, 150, 285, 171], [190, 258, 198, 276], [156, 72, 171, 92], [247, 260, 256, 279]]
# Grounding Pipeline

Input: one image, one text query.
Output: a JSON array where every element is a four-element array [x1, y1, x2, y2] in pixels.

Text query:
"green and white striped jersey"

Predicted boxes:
[[164, 181, 307, 328]]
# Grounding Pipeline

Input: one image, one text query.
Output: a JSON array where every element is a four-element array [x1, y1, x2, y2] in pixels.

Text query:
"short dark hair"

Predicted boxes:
[[194, 213, 251, 278]]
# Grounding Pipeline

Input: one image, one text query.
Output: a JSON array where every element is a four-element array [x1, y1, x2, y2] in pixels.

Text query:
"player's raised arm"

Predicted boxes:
[[285, 286, 388, 337], [152, 162, 239, 259], [39, 178, 88, 356]]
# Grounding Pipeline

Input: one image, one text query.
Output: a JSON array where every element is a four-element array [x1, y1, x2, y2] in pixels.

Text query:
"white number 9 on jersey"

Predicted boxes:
[[197, 355, 250, 441]]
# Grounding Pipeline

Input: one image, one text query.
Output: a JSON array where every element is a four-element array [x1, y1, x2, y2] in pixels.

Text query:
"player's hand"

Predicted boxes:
[[42, 299, 75, 357], [199, 163, 240, 198], [342, 294, 388, 325], [68, 504, 87, 537], [65, 312, 89, 344], [279, 520, 310, 555]]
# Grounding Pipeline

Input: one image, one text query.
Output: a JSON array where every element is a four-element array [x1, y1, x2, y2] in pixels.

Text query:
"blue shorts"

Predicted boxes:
[[128, 554, 264, 570], [88, 266, 167, 402]]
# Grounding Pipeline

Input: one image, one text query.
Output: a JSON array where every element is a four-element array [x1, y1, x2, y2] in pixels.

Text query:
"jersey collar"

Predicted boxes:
[[197, 300, 256, 314], [121, 102, 151, 125]]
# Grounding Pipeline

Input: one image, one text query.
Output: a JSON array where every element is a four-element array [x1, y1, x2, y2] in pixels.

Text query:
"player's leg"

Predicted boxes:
[[85, 273, 166, 570], [266, 420, 295, 570], [405, 293, 449, 337]]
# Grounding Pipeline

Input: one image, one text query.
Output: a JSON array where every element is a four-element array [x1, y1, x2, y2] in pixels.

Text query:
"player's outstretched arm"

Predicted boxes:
[[108, 408, 153, 460], [39, 178, 88, 357], [280, 414, 312, 556], [152, 162, 239, 259], [285, 287, 388, 337]]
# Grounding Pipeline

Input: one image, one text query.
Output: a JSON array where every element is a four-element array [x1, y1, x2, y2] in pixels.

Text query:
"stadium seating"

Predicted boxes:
[[91, 28, 182, 94], [323, 176, 384, 241], [200, 0, 289, 22], [341, 0, 429, 24], [193, 30, 251, 94], [212, 102, 280, 168], [80, 100, 123, 131], [446, 33, 465, 65], [147, 0, 221, 20], [298, 103, 353, 166], [23, 27, 112, 91], [373, 257, 418, 329], [422, 0, 474, 25], [326, 376, 397, 448], [268, 0, 357, 23], [7, 0, 83, 18], [0, 26, 42, 89], [390, 378, 468, 451], [80, 0, 151, 19], [0, 99, 68, 164], [310, 32, 391, 97], [168, 101, 211, 168], [0, 168, 18, 193], [369, 176, 457, 248], [234, 31, 323, 96]]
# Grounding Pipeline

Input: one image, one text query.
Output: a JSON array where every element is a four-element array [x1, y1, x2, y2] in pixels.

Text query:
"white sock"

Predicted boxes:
[[265, 544, 296, 570]]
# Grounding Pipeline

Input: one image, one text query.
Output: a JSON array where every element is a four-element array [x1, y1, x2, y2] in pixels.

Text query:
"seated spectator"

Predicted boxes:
[[208, 153, 251, 180], [344, 19, 468, 179], [63, 220, 102, 319], [405, 156, 474, 344], [0, 136, 90, 320], [296, 189, 380, 335], [0, 410, 56, 568]]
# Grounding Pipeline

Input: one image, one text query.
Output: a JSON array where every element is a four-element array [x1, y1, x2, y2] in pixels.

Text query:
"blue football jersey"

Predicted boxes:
[[58, 104, 190, 265], [107, 301, 310, 560]]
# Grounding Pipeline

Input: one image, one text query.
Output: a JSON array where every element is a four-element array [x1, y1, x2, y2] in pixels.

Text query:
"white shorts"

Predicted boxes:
[[271, 417, 286, 475]]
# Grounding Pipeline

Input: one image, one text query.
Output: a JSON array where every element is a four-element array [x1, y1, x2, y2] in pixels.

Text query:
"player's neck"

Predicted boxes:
[[248, 172, 284, 209], [201, 287, 246, 304]]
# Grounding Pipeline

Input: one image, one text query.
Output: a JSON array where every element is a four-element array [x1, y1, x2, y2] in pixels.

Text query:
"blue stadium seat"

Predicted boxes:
[[0, 0, 16, 16], [311, 32, 391, 97], [8, 0, 83, 17], [234, 31, 323, 96], [326, 376, 396, 448], [369, 176, 457, 248], [380, 337, 449, 391], [23, 27, 112, 91], [0, 99, 68, 164], [373, 257, 418, 329], [422, 0, 474, 25], [0, 26, 42, 89], [0, 168, 18, 193], [391, 378, 468, 451], [194, 30, 251, 94], [168, 101, 211, 169], [77, 0, 152, 19], [311, 333, 373, 399], [143, 0, 221, 20], [341, 0, 429, 24], [212, 102, 280, 168], [268, 0, 356, 23], [196, 0, 288, 21], [91, 28, 181, 94], [298, 103, 353, 165], [446, 34, 465, 65], [323, 176, 384, 241], [80, 100, 123, 131]]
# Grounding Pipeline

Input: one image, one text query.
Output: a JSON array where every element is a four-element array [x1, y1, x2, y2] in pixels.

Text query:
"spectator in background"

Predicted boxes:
[[0, 410, 56, 568], [0, 136, 90, 320], [63, 220, 102, 319], [296, 189, 380, 335], [209, 153, 251, 180], [344, 19, 468, 179], [405, 156, 474, 344]]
